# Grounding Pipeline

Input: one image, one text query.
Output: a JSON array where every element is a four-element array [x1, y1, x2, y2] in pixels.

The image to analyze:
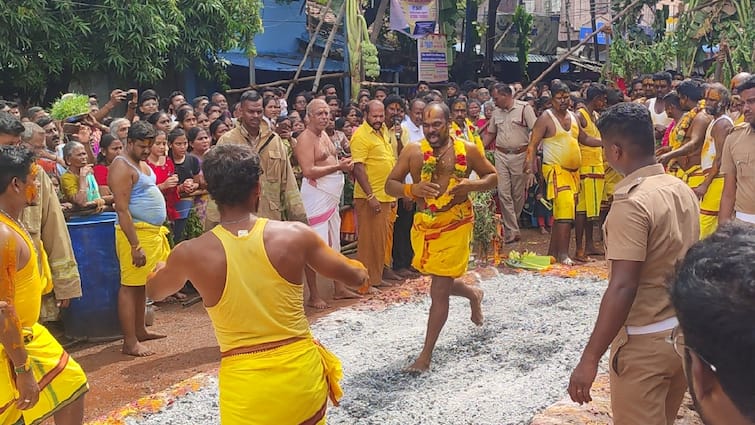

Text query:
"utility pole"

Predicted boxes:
[[589, 0, 599, 61], [485, 0, 503, 75], [565, 0, 571, 49]]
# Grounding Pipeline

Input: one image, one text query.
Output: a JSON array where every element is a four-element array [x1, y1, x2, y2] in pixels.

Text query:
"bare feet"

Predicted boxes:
[[470, 287, 484, 326], [136, 331, 167, 342], [333, 287, 363, 300], [539, 226, 549, 235], [375, 280, 398, 288], [395, 268, 419, 279], [586, 244, 605, 256], [404, 357, 431, 374], [122, 341, 155, 357], [307, 297, 329, 310], [382, 267, 403, 281], [573, 250, 594, 263], [503, 235, 521, 244]]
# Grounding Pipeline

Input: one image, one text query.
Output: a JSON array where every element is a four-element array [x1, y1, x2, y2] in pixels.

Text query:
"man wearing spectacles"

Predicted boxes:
[[669, 223, 754, 425], [567, 102, 700, 424]]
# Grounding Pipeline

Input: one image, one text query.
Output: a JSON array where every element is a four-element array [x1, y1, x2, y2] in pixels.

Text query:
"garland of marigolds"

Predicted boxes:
[[670, 100, 706, 150], [419, 138, 467, 213]]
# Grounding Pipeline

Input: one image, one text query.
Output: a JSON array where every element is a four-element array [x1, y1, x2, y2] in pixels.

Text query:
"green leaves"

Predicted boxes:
[[513, 5, 532, 81], [0, 0, 263, 103]]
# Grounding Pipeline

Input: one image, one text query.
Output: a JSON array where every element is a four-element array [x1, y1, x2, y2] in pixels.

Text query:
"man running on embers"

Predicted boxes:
[[385, 102, 497, 373], [146, 144, 368, 424]]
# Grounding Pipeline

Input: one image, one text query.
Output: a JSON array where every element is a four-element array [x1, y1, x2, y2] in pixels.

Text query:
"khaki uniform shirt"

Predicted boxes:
[[20, 171, 82, 300], [217, 120, 307, 223], [604, 164, 699, 327], [720, 124, 755, 214], [487, 100, 536, 149]]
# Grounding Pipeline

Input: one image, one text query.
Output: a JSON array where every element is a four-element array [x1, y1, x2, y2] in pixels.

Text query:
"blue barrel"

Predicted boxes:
[[62, 212, 123, 341]]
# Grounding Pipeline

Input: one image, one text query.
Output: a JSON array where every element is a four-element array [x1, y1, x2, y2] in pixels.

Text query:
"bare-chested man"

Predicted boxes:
[[696, 83, 734, 238], [294, 99, 361, 308], [645, 72, 673, 144], [658, 80, 712, 188], [385, 102, 496, 372], [526, 83, 601, 265]]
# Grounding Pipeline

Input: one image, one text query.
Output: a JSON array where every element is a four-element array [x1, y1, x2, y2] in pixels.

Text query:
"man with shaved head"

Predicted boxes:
[[695, 83, 734, 238], [385, 102, 497, 372], [350, 100, 399, 290], [730, 72, 752, 125], [294, 99, 361, 308]]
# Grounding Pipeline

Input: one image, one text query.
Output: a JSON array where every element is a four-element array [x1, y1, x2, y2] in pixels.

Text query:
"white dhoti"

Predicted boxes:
[[301, 173, 345, 251]]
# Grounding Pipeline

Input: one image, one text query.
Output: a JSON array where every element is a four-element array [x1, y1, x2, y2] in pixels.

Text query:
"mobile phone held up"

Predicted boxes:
[[125, 92, 134, 103], [65, 113, 89, 123]]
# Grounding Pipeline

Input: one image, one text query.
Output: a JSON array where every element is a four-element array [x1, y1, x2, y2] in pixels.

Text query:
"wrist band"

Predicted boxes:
[[403, 184, 415, 199], [14, 357, 31, 374]]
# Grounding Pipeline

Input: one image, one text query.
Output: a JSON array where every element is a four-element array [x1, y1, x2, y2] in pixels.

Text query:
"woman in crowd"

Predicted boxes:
[[187, 127, 212, 230], [60, 141, 110, 212], [147, 130, 179, 226], [263, 96, 281, 127], [137, 89, 160, 120], [176, 106, 197, 131], [343, 104, 363, 128], [196, 112, 211, 133], [209, 118, 229, 146], [468, 100, 483, 128], [168, 128, 201, 243], [147, 111, 172, 134], [292, 92, 311, 119], [93, 134, 122, 199]]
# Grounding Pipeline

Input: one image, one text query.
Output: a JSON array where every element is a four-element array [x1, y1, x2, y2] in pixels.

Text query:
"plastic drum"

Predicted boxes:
[[62, 212, 122, 341]]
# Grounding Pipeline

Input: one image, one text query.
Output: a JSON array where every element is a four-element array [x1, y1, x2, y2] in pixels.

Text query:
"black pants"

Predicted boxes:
[[392, 202, 415, 270]]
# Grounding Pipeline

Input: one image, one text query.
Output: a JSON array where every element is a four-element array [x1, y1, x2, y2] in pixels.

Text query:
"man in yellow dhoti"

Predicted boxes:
[[695, 84, 734, 239], [574, 84, 608, 262], [385, 102, 496, 373], [658, 80, 712, 189], [109, 121, 169, 357], [526, 83, 601, 265], [0, 146, 88, 425], [147, 144, 368, 424]]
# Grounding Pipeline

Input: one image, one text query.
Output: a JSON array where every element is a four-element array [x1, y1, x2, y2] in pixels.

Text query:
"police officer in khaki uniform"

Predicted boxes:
[[482, 83, 536, 243], [720, 75, 755, 227], [568, 103, 700, 425]]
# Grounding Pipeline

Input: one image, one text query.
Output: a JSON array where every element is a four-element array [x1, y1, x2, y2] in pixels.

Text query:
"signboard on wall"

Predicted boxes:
[[417, 34, 448, 82], [390, 0, 437, 38]]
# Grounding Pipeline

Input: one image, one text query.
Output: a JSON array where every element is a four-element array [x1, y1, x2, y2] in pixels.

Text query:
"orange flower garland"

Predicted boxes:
[[420, 138, 467, 213]]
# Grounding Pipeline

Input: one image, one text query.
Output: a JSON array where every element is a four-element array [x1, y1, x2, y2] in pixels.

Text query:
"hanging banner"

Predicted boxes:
[[390, 0, 437, 39], [417, 34, 448, 82]]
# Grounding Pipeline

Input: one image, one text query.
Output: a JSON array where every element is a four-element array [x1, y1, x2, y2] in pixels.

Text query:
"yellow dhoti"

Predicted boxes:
[[115, 223, 170, 286], [0, 324, 88, 425], [542, 164, 579, 221], [675, 165, 706, 189], [602, 165, 622, 209], [576, 164, 605, 219], [411, 201, 473, 278], [700, 175, 724, 239], [218, 338, 342, 425]]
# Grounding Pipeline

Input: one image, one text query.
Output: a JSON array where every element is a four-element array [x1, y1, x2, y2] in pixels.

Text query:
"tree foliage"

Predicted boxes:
[[513, 5, 533, 81], [0, 0, 262, 104]]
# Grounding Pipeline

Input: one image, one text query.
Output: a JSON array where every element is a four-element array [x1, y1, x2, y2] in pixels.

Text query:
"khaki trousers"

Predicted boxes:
[[355, 199, 393, 286], [609, 328, 687, 425], [494, 151, 527, 238]]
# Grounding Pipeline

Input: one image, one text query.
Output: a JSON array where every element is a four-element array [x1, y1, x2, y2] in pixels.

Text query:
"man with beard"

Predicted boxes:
[[669, 224, 755, 425], [218, 90, 307, 224], [730, 72, 752, 125], [568, 102, 699, 424], [350, 101, 398, 290], [385, 102, 496, 372], [646, 72, 674, 145], [658, 80, 713, 189], [0, 146, 88, 425], [294, 99, 360, 308], [574, 83, 608, 262], [34, 116, 64, 179], [526, 83, 600, 265], [449, 98, 484, 154], [109, 121, 169, 356], [695, 83, 734, 239], [719, 75, 755, 227]]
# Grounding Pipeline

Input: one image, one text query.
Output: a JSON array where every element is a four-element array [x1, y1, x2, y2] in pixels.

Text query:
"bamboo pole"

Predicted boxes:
[[313, 1, 347, 93], [228, 72, 347, 94], [493, 22, 514, 51], [517, 0, 643, 99], [284, 0, 334, 99], [369, 0, 389, 44]]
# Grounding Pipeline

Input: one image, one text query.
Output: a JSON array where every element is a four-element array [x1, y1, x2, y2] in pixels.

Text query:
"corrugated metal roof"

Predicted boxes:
[[493, 53, 555, 63], [219, 50, 345, 73]]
